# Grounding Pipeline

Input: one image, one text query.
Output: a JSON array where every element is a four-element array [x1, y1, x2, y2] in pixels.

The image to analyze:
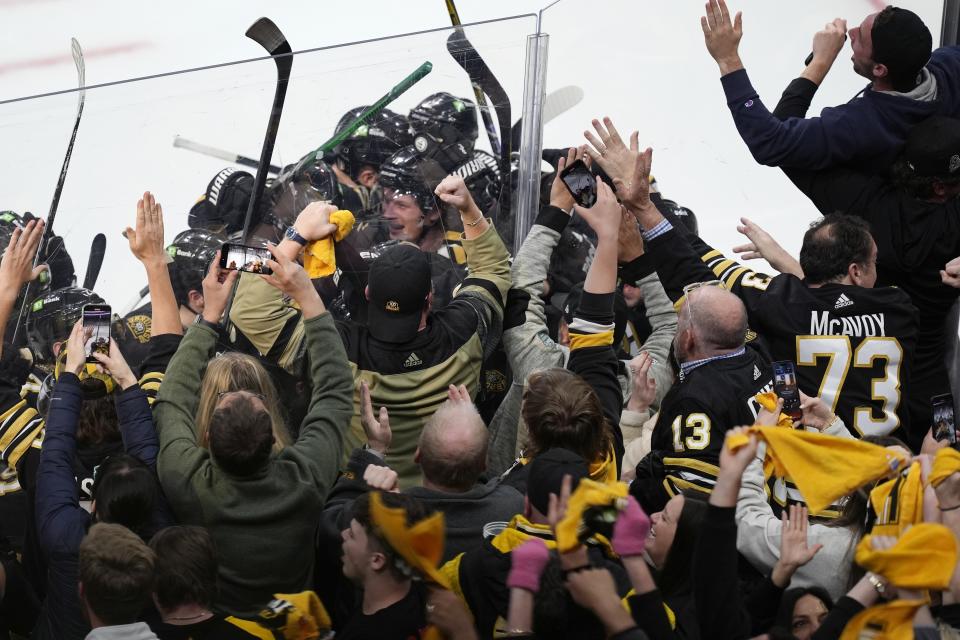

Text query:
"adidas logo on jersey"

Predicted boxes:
[[403, 353, 423, 368], [834, 293, 854, 309], [753, 365, 762, 380]]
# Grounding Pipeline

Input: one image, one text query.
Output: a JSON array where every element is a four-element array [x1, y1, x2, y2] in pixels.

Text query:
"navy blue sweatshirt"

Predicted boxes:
[[721, 46, 960, 172]]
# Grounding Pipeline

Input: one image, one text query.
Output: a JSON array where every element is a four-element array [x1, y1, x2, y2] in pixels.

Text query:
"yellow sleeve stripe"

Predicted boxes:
[[663, 456, 720, 477], [701, 249, 722, 262], [724, 266, 749, 289], [710, 259, 736, 278], [224, 617, 276, 640], [569, 330, 614, 350]]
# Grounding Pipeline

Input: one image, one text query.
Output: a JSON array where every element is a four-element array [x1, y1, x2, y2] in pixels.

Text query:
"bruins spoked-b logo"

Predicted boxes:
[[385, 300, 400, 312], [126, 315, 152, 344]]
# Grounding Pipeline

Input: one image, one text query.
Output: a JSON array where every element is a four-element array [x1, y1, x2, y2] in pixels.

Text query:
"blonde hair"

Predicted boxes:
[[196, 352, 291, 451]]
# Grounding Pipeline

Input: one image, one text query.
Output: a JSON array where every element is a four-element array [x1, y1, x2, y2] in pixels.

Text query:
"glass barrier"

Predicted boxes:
[[0, 14, 536, 309], [538, 0, 945, 268]]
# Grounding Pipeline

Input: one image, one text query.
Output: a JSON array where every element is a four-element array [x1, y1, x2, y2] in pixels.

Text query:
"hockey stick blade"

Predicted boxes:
[[510, 85, 585, 152], [446, 30, 511, 213], [240, 17, 292, 241], [12, 37, 85, 344], [83, 233, 107, 291], [444, 0, 502, 158], [172, 135, 281, 174]]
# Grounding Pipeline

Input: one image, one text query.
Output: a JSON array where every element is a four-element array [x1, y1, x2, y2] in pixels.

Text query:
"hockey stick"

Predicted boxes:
[[272, 61, 434, 188], [12, 38, 85, 344], [173, 135, 281, 174], [174, 84, 582, 177], [446, 30, 512, 215], [444, 0, 502, 159], [510, 85, 585, 154], [240, 17, 293, 242], [82, 233, 106, 291]]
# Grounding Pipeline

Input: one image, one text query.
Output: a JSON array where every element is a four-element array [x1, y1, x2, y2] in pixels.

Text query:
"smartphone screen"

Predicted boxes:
[[773, 360, 803, 421], [560, 159, 597, 208], [219, 243, 273, 275], [82, 304, 111, 363], [933, 393, 956, 444]]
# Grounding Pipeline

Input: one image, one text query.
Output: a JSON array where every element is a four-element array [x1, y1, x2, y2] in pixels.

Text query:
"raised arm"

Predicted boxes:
[[262, 245, 352, 499], [154, 258, 238, 501], [567, 178, 625, 467], [0, 219, 46, 358], [35, 322, 93, 550], [126, 192, 181, 336]]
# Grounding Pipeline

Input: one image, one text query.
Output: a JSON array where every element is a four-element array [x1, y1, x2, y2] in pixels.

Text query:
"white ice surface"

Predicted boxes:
[[0, 0, 947, 306]]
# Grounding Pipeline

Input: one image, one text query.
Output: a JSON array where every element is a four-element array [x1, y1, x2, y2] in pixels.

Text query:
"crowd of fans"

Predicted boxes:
[[4, 1, 960, 637]]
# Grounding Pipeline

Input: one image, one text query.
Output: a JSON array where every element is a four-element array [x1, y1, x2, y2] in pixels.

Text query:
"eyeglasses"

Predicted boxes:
[[216, 391, 266, 403], [681, 280, 724, 327]]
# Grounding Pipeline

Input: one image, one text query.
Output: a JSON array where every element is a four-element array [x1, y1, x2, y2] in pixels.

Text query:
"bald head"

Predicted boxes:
[[419, 401, 488, 492], [683, 286, 747, 354]]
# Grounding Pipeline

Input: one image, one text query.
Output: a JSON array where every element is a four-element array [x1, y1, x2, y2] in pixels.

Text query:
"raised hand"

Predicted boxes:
[[573, 179, 622, 243], [719, 426, 760, 478], [199, 252, 239, 325], [798, 391, 837, 431], [810, 19, 848, 67], [435, 174, 480, 217], [0, 219, 46, 292], [126, 192, 167, 267], [293, 201, 339, 243], [261, 243, 324, 319], [507, 538, 551, 593], [701, 0, 745, 75], [64, 321, 89, 377], [612, 496, 651, 558], [360, 381, 391, 456], [617, 208, 645, 263], [626, 352, 657, 413], [91, 338, 137, 390], [363, 465, 399, 492], [733, 217, 803, 277], [550, 146, 589, 212], [771, 504, 823, 587], [582, 117, 653, 213]]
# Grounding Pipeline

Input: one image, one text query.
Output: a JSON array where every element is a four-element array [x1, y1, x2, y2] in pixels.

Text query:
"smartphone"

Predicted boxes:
[[772, 360, 803, 421], [933, 393, 957, 444], [219, 243, 273, 275], [560, 159, 597, 208], [82, 304, 111, 363]]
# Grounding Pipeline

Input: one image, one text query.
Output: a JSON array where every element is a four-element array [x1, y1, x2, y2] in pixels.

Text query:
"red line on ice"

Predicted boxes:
[[0, 42, 149, 76]]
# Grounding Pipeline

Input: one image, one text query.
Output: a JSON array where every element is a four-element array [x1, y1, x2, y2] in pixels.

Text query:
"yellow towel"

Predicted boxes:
[[930, 446, 960, 488], [727, 426, 908, 515], [856, 523, 957, 590], [839, 600, 925, 640], [754, 391, 794, 427], [369, 491, 450, 590], [555, 479, 629, 553], [869, 462, 923, 538], [302, 210, 355, 279], [255, 591, 332, 640]]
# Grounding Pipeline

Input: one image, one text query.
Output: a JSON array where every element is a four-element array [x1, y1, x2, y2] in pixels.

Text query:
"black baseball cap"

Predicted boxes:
[[871, 7, 932, 87], [903, 116, 960, 177], [526, 448, 590, 515], [366, 243, 432, 343]]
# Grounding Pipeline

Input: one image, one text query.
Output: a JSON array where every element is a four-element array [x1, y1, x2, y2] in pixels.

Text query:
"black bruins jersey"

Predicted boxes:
[[646, 222, 920, 446], [632, 346, 772, 513]]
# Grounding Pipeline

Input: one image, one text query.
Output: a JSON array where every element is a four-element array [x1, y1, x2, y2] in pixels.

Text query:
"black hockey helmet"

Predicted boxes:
[[378, 146, 448, 212], [268, 158, 344, 233], [451, 150, 502, 217], [188, 167, 254, 234], [333, 107, 412, 179], [26, 286, 105, 365], [166, 229, 225, 305], [409, 93, 478, 170]]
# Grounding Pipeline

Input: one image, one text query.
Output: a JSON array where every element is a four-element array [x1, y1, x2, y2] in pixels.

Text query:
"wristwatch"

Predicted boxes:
[[194, 315, 220, 331], [284, 225, 308, 246]]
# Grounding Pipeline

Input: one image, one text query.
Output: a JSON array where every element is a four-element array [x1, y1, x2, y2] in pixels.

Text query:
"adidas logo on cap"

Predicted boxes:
[[403, 352, 423, 368], [834, 293, 854, 309]]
